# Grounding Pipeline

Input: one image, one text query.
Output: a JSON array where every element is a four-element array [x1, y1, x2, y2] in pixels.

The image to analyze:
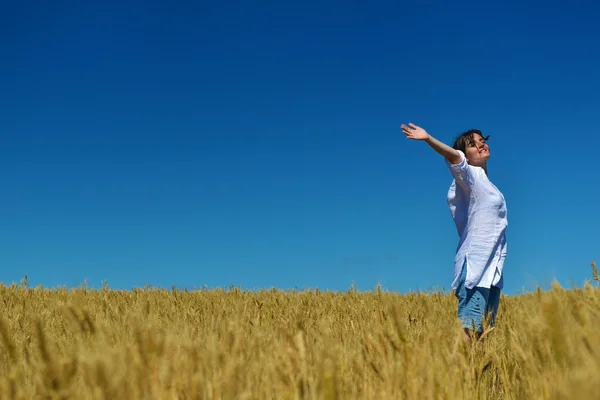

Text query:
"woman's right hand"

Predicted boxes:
[[401, 123, 430, 141]]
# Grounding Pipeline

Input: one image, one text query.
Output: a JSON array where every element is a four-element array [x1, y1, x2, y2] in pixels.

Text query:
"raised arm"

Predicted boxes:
[[401, 123, 462, 164]]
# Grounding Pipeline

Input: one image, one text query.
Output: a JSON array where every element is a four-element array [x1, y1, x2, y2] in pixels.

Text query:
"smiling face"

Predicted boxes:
[[464, 133, 490, 167], [452, 129, 491, 169]]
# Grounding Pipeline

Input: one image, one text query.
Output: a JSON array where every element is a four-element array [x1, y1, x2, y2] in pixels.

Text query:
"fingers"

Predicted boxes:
[[400, 123, 414, 136], [401, 122, 424, 140]]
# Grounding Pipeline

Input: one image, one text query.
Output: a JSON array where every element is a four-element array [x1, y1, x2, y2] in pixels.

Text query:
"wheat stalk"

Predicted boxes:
[[0, 277, 598, 398]]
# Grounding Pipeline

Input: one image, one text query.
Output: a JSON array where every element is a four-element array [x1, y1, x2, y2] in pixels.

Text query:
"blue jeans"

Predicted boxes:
[[454, 260, 501, 332]]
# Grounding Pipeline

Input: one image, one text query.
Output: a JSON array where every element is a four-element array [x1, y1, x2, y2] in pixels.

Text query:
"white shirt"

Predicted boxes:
[[446, 150, 507, 290]]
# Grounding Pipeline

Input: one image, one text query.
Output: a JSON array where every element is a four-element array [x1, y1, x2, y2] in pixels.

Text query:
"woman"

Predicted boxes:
[[401, 123, 508, 343]]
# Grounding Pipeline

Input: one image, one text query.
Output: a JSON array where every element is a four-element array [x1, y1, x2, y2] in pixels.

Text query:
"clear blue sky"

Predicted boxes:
[[2, 1, 599, 294]]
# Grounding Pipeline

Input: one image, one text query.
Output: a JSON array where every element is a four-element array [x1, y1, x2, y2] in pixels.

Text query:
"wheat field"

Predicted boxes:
[[0, 262, 599, 399]]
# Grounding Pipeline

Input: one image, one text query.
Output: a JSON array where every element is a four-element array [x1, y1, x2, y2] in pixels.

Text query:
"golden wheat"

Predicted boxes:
[[0, 268, 599, 399]]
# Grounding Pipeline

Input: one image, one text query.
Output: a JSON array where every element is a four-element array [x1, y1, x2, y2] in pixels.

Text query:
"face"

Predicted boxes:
[[464, 134, 490, 166]]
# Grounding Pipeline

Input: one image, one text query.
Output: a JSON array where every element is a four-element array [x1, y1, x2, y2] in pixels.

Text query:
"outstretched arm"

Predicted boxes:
[[401, 123, 462, 164]]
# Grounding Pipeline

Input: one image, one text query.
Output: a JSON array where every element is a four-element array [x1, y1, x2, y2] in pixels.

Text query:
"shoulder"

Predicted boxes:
[[445, 150, 467, 168]]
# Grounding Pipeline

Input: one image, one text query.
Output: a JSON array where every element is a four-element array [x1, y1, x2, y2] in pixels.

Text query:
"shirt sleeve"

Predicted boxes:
[[445, 150, 476, 191]]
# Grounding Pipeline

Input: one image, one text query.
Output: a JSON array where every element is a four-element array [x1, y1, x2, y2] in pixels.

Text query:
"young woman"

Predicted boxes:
[[401, 123, 508, 343]]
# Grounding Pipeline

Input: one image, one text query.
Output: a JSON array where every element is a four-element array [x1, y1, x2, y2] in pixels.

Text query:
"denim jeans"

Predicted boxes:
[[454, 259, 501, 332]]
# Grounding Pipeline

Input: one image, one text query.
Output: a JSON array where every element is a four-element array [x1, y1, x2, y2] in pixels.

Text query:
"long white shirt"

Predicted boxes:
[[446, 150, 507, 290]]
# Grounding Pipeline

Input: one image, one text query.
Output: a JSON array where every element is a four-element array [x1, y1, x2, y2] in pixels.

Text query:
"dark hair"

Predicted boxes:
[[452, 129, 490, 154]]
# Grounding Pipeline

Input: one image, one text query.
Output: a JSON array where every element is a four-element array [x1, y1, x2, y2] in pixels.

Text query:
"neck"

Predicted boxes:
[[469, 161, 488, 175]]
